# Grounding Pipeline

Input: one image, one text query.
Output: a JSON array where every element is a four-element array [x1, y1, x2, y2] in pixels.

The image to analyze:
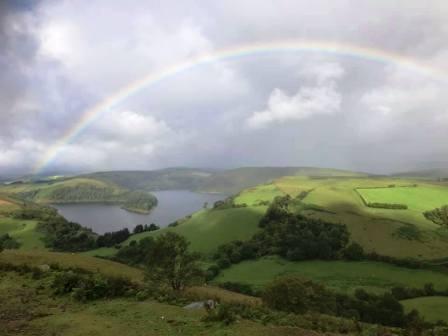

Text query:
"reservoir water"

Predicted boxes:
[[53, 190, 225, 234]]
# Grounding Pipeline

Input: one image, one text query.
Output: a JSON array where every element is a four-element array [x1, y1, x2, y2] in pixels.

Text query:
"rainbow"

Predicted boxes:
[[33, 40, 448, 174]]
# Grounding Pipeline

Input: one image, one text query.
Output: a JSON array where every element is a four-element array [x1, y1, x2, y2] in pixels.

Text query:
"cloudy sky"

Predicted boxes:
[[1, 0, 448, 175]]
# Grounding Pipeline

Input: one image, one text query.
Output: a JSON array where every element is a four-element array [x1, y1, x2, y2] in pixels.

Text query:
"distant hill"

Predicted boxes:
[[393, 168, 448, 180], [81, 166, 366, 194], [82, 168, 215, 191]]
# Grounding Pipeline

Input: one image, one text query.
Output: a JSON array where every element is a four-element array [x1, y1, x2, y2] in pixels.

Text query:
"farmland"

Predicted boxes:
[[402, 297, 448, 323], [214, 256, 448, 294]]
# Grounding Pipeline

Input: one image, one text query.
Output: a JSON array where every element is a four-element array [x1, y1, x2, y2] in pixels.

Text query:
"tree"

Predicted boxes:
[[133, 224, 144, 234], [144, 232, 203, 290], [343, 242, 365, 261]]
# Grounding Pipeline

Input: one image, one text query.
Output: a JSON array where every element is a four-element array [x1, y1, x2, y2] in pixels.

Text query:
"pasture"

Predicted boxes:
[[402, 296, 448, 323], [214, 256, 448, 294]]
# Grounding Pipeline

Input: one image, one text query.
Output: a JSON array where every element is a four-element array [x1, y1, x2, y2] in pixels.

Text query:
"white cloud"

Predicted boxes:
[[247, 63, 344, 129], [96, 110, 171, 141]]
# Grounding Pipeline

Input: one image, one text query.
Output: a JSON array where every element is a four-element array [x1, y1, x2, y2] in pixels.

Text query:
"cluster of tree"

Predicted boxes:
[[366, 202, 408, 210], [116, 232, 203, 291], [212, 196, 350, 271], [213, 197, 247, 210], [52, 270, 136, 302], [133, 223, 160, 234], [391, 283, 448, 300], [122, 191, 158, 213], [0, 234, 20, 251], [262, 276, 428, 329], [96, 228, 130, 248], [38, 214, 97, 251], [46, 184, 117, 202], [424, 205, 448, 226], [115, 237, 155, 265], [12, 204, 58, 220]]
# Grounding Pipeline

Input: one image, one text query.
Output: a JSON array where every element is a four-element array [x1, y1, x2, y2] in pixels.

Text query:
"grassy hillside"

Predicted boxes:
[[0, 271, 327, 336], [0, 196, 46, 250], [83, 168, 214, 191], [84, 206, 265, 258], [214, 256, 448, 294], [0, 177, 157, 214], [267, 176, 448, 259], [402, 297, 448, 323], [2, 250, 324, 336], [81, 167, 366, 194]]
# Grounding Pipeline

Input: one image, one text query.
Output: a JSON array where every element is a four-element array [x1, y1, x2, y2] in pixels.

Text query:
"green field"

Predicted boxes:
[[85, 206, 266, 257], [0, 197, 46, 250], [357, 186, 448, 211], [233, 184, 284, 206], [402, 296, 448, 323], [214, 256, 448, 294]]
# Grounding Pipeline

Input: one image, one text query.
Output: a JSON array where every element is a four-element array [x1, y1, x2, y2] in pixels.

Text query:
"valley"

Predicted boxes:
[[1, 167, 448, 334]]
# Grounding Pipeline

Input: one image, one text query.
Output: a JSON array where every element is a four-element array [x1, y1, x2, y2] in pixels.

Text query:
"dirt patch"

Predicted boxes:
[[0, 199, 14, 206]]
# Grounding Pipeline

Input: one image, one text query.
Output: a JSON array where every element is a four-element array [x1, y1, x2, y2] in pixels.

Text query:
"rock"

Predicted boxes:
[[183, 299, 217, 310], [38, 264, 50, 272]]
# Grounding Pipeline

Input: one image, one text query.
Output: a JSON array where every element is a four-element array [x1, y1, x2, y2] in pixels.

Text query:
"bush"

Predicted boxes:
[[342, 242, 365, 261], [218, 281, 256, 296], [366, 202, 408, 210], [262, 276, 333, 314], [202, 303, 238, 325], [52, 270, 136, 302], [424, 205, 448, 226], [0, 234, 20, 250]]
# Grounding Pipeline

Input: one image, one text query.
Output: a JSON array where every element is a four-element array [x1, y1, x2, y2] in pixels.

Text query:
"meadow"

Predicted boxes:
[[402, 296, 448, 323], [214, 256, 448, 294]]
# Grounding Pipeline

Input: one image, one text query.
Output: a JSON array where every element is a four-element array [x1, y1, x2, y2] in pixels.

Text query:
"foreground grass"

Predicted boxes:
[[402, 296, 448, 323], [0, 271, 321, 336], [214, 256, 448, 294]]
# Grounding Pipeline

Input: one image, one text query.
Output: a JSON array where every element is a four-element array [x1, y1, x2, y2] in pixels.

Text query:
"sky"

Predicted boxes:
[[1, 0, 448, 175]]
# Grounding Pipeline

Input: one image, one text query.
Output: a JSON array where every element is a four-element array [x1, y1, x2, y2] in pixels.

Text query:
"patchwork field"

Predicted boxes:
[[402, 297, 448, 323], [268, 176, 448, 259], [214, 256, 448, 294], [233, 184, 284, 206]]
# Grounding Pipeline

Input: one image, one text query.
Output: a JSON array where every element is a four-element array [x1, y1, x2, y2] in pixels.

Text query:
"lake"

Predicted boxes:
[[53, 190, 225, 234]]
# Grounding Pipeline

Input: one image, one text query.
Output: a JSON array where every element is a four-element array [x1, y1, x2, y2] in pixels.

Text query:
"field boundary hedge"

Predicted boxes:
[[354, 188, 409, 210]]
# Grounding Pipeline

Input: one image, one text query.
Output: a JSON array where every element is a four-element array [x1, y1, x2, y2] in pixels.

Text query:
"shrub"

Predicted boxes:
[[218, 281, 256, 296], [202, 303, 238, 325], [52, 270, 136, 301], [342, 242, 365, 261], [424, 205, 448, 226], [262, 276, 333, 314]]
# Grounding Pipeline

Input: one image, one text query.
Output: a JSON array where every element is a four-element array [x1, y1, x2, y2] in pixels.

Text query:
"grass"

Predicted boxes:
[[0, 250, 145, 281], [233, 184, 284, 206], [0, 271, 319, 336], [357, 185, 448, 224], [214, 256, 448, 294], [402, 296, 448, 323]]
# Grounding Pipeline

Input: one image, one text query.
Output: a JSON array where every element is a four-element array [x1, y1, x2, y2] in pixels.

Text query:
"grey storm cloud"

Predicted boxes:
[[1, 0, 448, 175]]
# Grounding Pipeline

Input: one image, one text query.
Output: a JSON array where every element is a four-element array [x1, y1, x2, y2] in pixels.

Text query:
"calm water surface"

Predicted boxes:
[[53, 190, 225, 234]]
